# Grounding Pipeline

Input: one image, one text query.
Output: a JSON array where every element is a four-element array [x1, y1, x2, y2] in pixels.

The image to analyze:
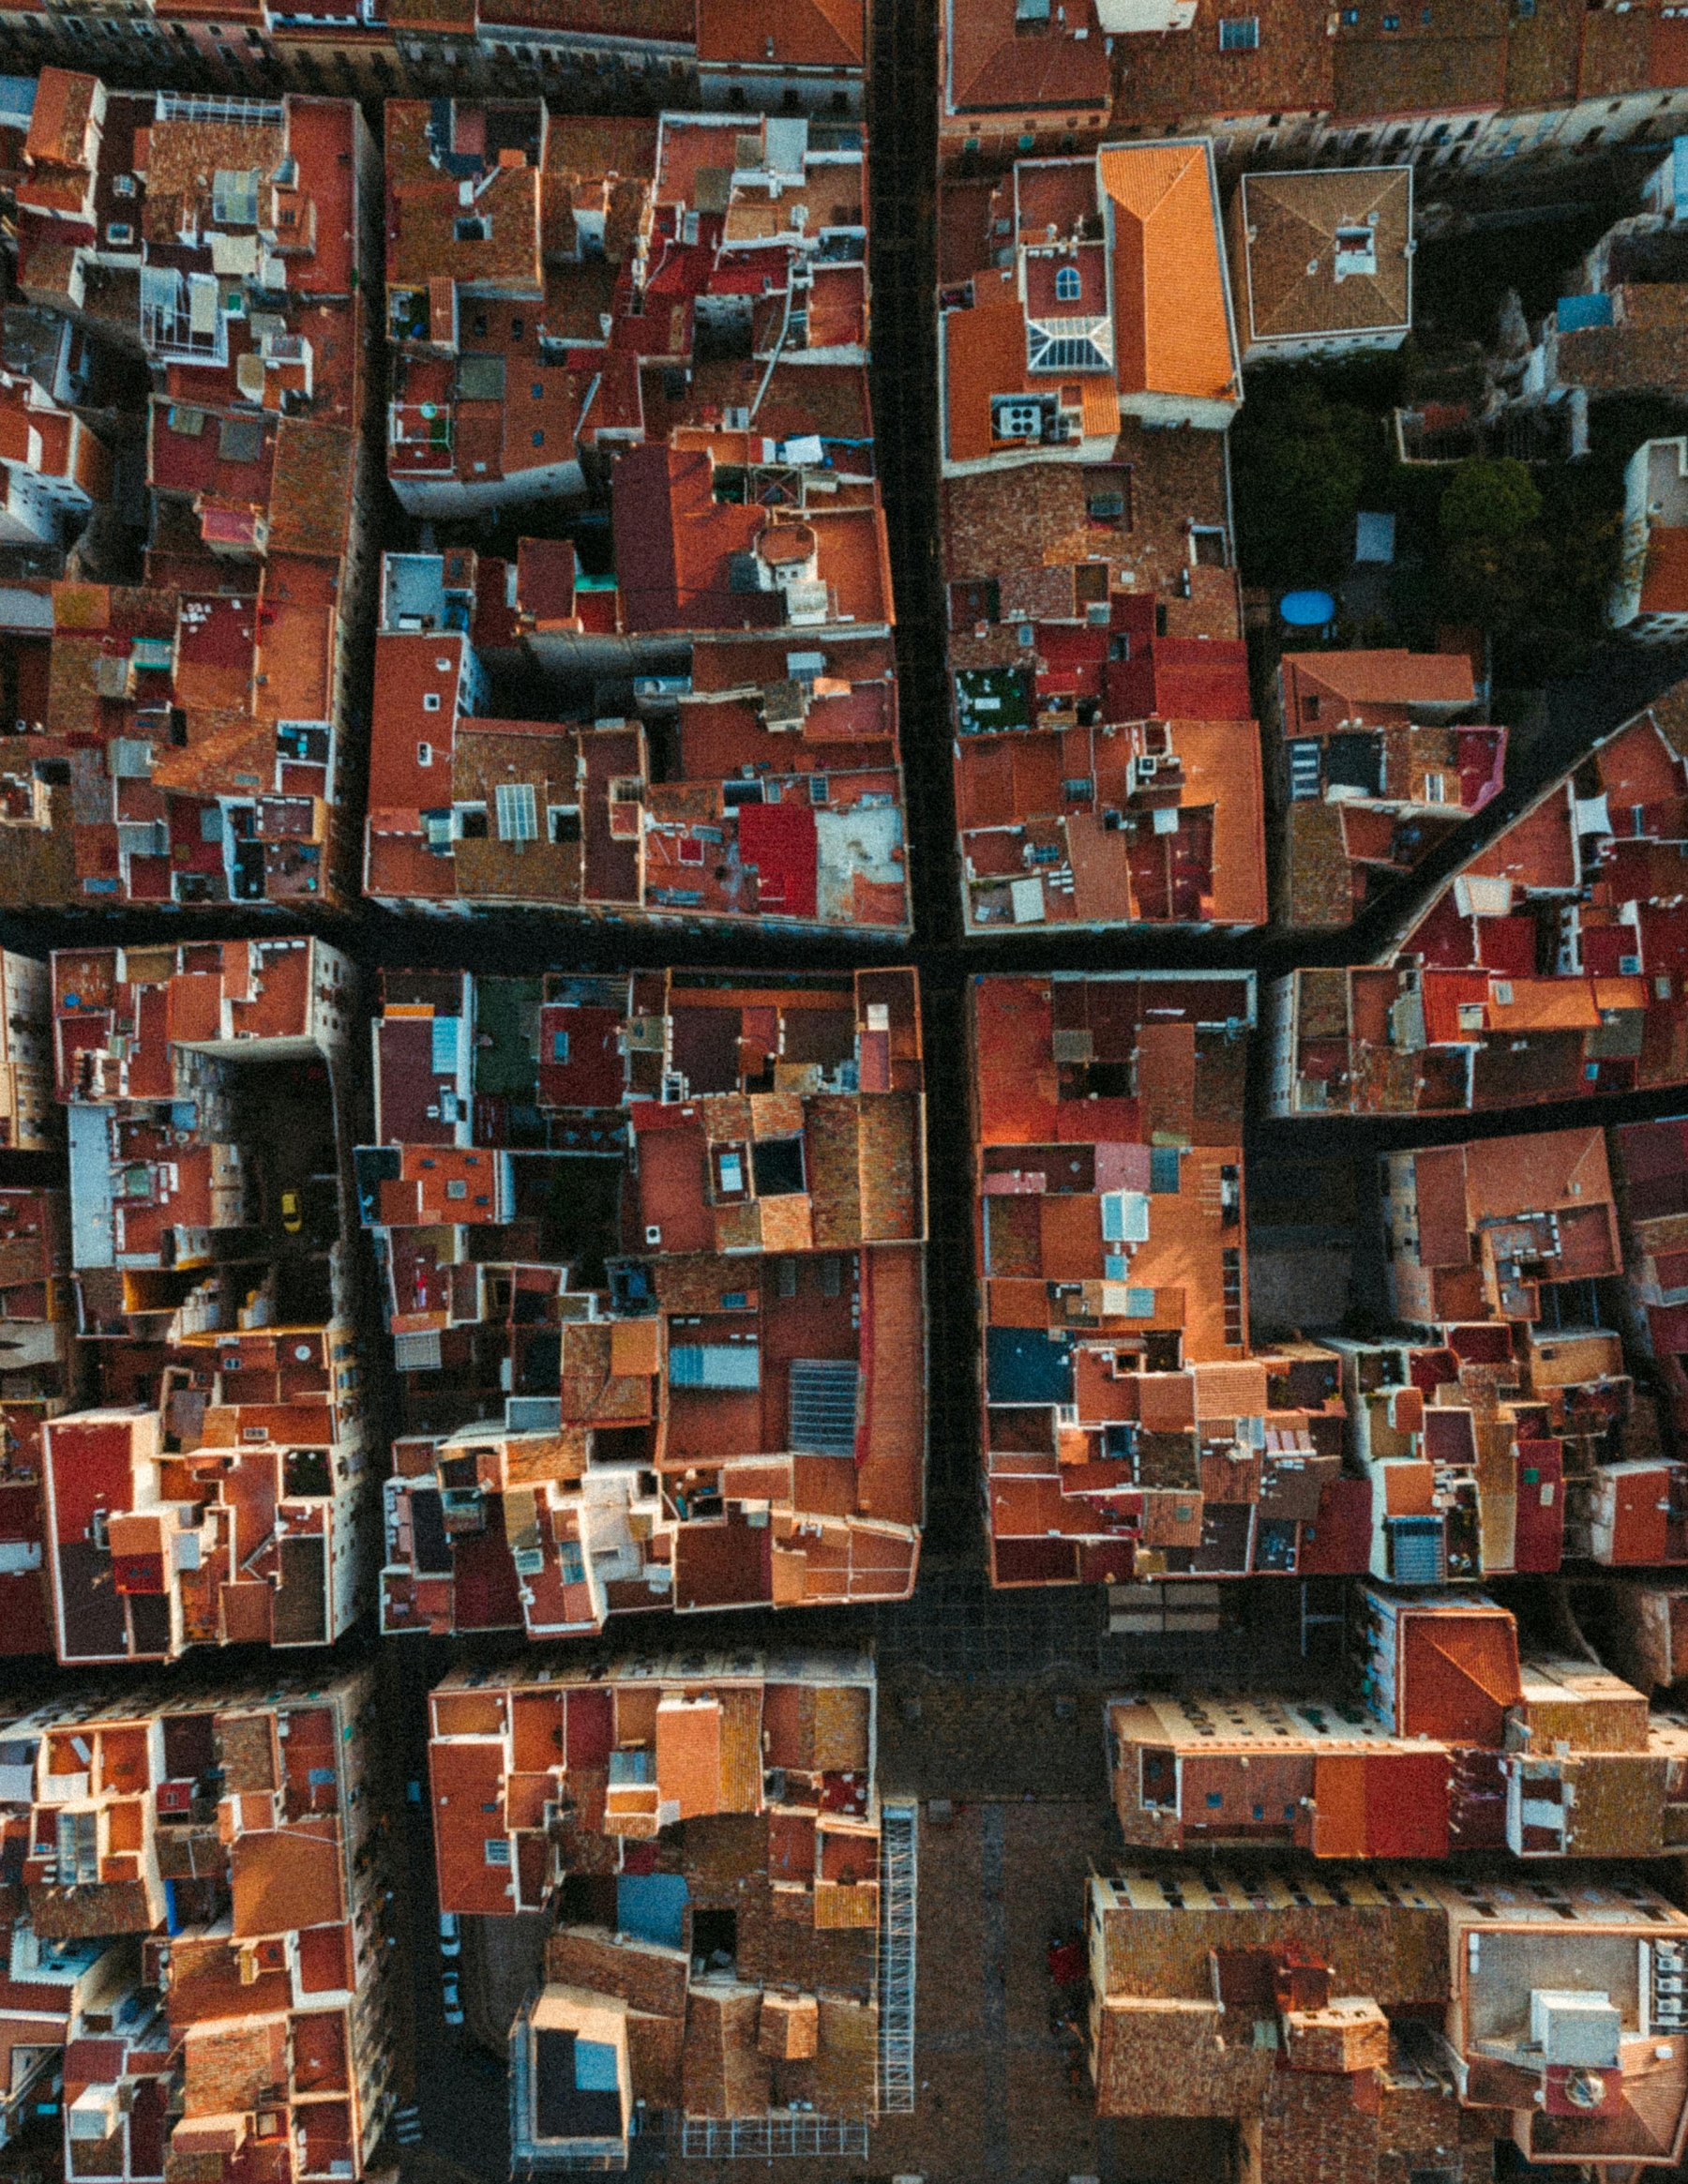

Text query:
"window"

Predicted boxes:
[[106, 222, 132, 245], [454, 217, 489, 243], [532, 429, 545, 448], [484, 1837, 511, 1867], [417, 742, 433, 767], [422, 692, 441, 714], [551, 1032, 570, 1063], [1381, 10, 1399, 24], [510, 316, 524, 339], [113, 173, 136, 196], [549, 806, 581, 843], [1340, 5, 1357, 18], [495, 782, 538, 841], [1218, 14, 1258, 48], [1054, 264, 1081, 302]]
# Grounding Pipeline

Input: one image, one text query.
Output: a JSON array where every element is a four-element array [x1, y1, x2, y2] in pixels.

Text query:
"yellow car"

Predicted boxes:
[[280, 1190, 302, 1234]]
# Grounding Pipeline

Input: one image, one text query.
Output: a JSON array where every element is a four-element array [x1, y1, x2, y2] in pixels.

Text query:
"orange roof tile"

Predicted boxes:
[[1099, 141, 1238, 406]]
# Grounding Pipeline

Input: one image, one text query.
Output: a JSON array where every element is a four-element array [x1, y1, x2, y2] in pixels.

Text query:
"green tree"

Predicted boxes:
[[1231, 379, 1376, 588], [1438, 457, 1543, 544]]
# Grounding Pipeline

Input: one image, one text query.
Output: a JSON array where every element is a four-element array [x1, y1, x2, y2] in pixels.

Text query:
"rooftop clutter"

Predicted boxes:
[[41, 938, 364, 1663], [968, 972, 1364, 1588], [359, 967, 926, 1636], [1089, 1860, 1688, 2174], [0, 71, 378, 910], [1269, 685, 1688, 1115], [0, 1672, 397, 2178], [1341, 1125, 1677, 1582], [1274, 646, 1504, 930], [938, 141, 1262, 933], [429, 1651, 888, 2163], [1108, 1588, 1688, 1861], [371, 104, 906, 932]]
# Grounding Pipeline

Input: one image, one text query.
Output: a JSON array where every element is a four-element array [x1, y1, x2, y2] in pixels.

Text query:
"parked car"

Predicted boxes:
[[439, 1912, 460, 1958], [442, 1968, 463, 2026]]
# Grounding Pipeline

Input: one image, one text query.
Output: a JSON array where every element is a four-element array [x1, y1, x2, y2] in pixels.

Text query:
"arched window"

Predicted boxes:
[[1054, 264, 1080, 302]]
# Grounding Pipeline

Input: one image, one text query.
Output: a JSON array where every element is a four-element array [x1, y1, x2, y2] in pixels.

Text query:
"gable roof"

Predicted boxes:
[[1100, 141, 1239, 404]]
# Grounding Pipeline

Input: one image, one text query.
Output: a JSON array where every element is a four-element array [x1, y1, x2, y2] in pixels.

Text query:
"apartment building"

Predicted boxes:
[[971, 972, 1367, 1588], [363, 967, 926, 1636], [1268, 685, 1688, 1115], [428, 1649, 892, 2164], [1090, 1860, 1688, 2174], [1271, 646, 1500, 930], [1108, 1589, 1688, 1860], [0, 69, 380, 911], [39, 938, 366, 1663], [371, 104, 908, 934], [1378, 1124, 1688, 1573], [0, 1671, 398, 2176], [939, 135, 1260, 933]]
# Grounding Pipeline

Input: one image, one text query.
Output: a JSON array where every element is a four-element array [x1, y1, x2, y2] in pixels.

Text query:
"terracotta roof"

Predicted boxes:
[[265, 420, 353, 560], [24, 68, 96, 173], [1237, 167, 1411, 344], [1330, 27, 1507, 122], [1100, 141, 1239, 405], [696, 0, 864, 68], [945, 0, 1111, 115]]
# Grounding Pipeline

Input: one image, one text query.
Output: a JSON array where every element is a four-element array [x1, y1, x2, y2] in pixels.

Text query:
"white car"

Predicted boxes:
[[439, 1912, 460, 1958]]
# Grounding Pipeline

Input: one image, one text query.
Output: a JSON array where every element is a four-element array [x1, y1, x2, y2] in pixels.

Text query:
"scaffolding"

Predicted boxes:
[[676, 2116, 868, 2160], [878, 1798, 917, 2113]]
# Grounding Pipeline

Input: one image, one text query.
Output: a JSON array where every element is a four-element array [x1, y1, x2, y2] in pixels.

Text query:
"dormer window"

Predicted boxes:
[[455, 217, 489, 244], [1055, 264, 1081, 302]]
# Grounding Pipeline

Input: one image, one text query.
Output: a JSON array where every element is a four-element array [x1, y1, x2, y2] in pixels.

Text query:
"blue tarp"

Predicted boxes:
[[986, 1327, 1074, 1406], [1557, 293, 1613, 331], [616, 1874, 688, 1950]]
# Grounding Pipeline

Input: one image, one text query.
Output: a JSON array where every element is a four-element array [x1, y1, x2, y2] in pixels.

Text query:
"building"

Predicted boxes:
[[0, 70, 380, 911], [1379, 1124, 1688, 1571], [363, 967, 926, 1636], [0, 1670, 398, 2176], [971, 973, 1365, 1588], [1267, 686, 1688, 1116], [1107, 1602, 1688, 1860], [1612, 1112, 1688, 1447], [938, 139, 1261, 933], [370, 105, 907, 935], [428, 1649, 901, 2165], [694, 0, 866, 118], [0, 1183, 74, 1659], [1274, 646, 1497, 928], [40, 938, 365, 1663], [0, 951, 53, 1153], [1228, 164, 1412, 364], [1102, 0, 1688, 189], [0, 359, 112, 553], [1614, 435, 1688, 640], [939, 0, 1114, 175], [1089, 1860, 1688, 2174], [940, 138, 1242, 475]]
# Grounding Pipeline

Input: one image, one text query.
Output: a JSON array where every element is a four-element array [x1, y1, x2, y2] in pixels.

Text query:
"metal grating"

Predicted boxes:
[[877, 1800, 917, 2113], [788, 1358, 859, 1457], [677, 2116, 868, 2159]]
